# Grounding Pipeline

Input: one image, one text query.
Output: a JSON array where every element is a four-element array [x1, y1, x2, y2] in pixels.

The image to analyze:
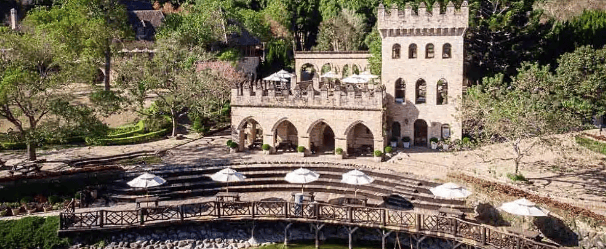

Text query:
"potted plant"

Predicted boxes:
[[430, 137, 439, 150], [384, 146, 393, 157], [441, 138, 450, 151], [390, 137, 398, 148], [262, 144, 271, 155], [335, 147, 344, 159], [228, 141, 238, 153], [296, 146, 306, 157], [402, 137, 411, 148], [373, 150, 383, 162]]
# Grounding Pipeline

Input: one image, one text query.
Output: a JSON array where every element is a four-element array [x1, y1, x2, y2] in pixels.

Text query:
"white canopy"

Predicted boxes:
[[211, 168, 247, 182], [320, 71, 340, 79], [285, 168, 320, 184], [275, 69, 295, 78], [499, 198, 549, 217], [341, 74, 369, 84], [341, 169, 374, 185], [430, 182, 472, 199], [127, 173, 167, 188], [359, 71, 379, 79], [263, 74, 289, 82]]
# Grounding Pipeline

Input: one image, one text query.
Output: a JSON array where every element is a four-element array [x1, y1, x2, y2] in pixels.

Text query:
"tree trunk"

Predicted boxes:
[[104, 42, 111, 91], [26, 142, 36, 161], [171, 109, 178, 137], [513, 140, 521, 174]]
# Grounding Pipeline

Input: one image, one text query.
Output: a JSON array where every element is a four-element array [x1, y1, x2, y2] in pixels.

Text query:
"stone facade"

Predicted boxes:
[[378, 1, 468, 146], [231, 2, 468, 153]]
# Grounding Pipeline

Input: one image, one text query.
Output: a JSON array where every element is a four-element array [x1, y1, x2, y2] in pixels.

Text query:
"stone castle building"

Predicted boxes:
[[231, 2, 468, 155]]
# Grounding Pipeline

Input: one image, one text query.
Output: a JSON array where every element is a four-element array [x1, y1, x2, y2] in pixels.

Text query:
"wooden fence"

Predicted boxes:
[[59, 201, 559, 249]]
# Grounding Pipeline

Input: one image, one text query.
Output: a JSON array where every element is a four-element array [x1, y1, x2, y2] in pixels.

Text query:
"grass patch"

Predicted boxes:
[[117, 155, 163, 165], [0, 216, 70, 249], [86, 129, 168, 146], [506, 173, 528, 182], [575, 135, 606, 155]]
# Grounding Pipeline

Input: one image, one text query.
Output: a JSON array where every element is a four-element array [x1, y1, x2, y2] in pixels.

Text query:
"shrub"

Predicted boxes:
[[297, 146, 305, 153], [19, 197, 33, 205], [507, 173, 528, 182], [74, 192, 81, 199], [335, 148, 343, 155], [462, 137, 471, 144], [262, 144, 270, 151], [86, 129, 168, 146], [0, 216, 70, 249], [107, 120, 145, 138], [402, 136, 411, 143], [430, 137, 439, 144], [390, 137, 398, 142], [1, 142, 27, 150], [384, 146, 393, 153], [229, 142, 238, 149], [227, 140, 233, 146], [48, 195, 61, 205], [374, 150, 383, 157]]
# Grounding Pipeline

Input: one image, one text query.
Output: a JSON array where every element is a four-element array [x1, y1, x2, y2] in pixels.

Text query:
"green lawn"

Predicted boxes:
[[575, 136, 606, 155]]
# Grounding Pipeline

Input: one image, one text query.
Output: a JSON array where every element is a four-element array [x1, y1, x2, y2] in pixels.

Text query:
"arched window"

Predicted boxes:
[[426, 44, 434, 58], [395, 78, 405, 103], [392, 44, 401, 59], [443, 43, 452, 58], [441, 124, 451, 139], [437, 79, 448, 105], [415, 79, 426, 104], [409, 44, 417, 59]]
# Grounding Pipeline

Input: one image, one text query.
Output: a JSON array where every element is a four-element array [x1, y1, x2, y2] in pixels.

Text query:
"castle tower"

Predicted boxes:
[[378, 1, 468, 147]]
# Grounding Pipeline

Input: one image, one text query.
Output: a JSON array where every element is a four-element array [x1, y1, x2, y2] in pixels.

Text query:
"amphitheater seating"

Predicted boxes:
[[108, 161, 471, 213]]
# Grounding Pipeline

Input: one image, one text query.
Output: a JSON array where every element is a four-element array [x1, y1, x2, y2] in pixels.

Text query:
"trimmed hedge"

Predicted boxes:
[[86, 129, 168, 146], [0, 142, 27, 150], [107, 120, 145, 138], [0, 216, 70, 249]]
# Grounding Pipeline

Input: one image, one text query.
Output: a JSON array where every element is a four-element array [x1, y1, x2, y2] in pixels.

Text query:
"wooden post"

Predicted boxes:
[[179, 205, 184, 221], [348, 226, 359, 249], [139, 208, 145, 225], [251, 201, 256, 219], [284, 223, 293, 246], [416, 214, 422, 231], [216, 201, 221, 218], [453, 218, 458, 235], [348, 207, 353, 223], [382, 209, 387, 226], [284, 202, 289, 218], [99, 210, 104, 228], [481, 226, 486, 245]]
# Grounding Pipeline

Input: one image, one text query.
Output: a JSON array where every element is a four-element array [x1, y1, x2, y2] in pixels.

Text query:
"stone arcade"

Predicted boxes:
[[231, 2, 468, 155]]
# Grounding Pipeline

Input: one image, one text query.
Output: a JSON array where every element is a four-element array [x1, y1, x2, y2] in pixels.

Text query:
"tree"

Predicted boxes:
[[460, 63, 580, 174], [314, 8, 366, 51], [0, 29, 103, 161], [364, 25, 381, 75]]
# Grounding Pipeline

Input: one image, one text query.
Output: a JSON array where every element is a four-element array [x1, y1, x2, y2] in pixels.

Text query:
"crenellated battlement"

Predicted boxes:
[[377, 1, 468, 35], [231, 80, 385, 110]]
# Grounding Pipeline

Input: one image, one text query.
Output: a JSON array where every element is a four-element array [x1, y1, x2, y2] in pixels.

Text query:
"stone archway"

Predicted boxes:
[[300, 63, 317, 81], [237, 118, 263, 150], [414, 119, 428, 147], [308, 121, 335, 154], [346, 122, 374, 157], [272, 119, 298, 153]]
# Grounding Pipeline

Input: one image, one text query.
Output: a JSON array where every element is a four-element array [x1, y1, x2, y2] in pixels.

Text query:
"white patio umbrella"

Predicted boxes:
[[341, 74, 369, 84], [263, 73, 289, 82], [499, 198, 549, 217], [275, 69, 295, 78], [285, 168, 320, 193], [430, 182, 472, 199], [127, 173, 167, 199], [359, 71, 379, 79], [211, 168, 246, 193], [341, 169, 374, 197], [320, 71, 340, 79]]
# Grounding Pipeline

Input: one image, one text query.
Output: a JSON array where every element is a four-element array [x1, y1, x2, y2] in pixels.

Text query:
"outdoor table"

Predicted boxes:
[[506, 227, 542, 241], [215, 192, 240, 202], [136, 196, 159, 209], [342, 194, 368, 206], [291, 192, 315, 202], [438, 207, 465, 219]]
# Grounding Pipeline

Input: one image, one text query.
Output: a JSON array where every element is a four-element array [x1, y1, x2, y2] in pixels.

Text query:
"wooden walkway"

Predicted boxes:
[[59, 200, 559, 249]]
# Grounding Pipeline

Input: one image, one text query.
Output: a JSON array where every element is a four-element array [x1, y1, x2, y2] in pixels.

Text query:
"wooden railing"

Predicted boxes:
[[59, 201, 559, 249]]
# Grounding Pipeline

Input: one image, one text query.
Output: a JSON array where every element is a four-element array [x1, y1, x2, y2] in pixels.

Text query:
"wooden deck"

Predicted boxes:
[[59, 200, 559, 249]]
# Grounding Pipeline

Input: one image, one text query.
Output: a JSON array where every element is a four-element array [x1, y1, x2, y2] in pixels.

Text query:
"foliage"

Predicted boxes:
[[384, 146, 392, 153], [429, 137, 439, 144], [0, 216, 70, 249], [297, 145, 305, 152], [314, 8, 366, 51], [229, 142, 238, 149], [373, 150, 382, 157], [85, 129, 168, 146], [19, 196, 33, 204], [262, 144, 270, 151], [364, 26, 381, 75], [335, 147, 343, 155], [227, 140, 234, 146], [261, 39, 293, 72], [89, 89, 126, 117], [576, 136, 606, 155], [107, 120, 145, 138], [218, 48, 241, 63], [47, 195, 62, 205], [506, 173, 528, 182], [402, 136, 411, 143]]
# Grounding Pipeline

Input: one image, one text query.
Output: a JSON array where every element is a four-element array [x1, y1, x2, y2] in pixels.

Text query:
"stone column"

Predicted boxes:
[[335, 137, 348, 156], [299, 135, 310, 154], [10, 9, 17, 30], [264, 133, 275, 153]]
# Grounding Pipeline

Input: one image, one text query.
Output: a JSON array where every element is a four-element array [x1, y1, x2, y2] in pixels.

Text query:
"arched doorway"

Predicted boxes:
[[414, 119, 428, 147], [392, 122, 401, 138], [346, 122, 374, 157], [238, 118, 263, 150], [300, 63, 317, 81], [273, 120, 298, 153], [309, 121, 335, 154]]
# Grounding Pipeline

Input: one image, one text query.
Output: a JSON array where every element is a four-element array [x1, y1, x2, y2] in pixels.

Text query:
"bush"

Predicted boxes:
[[430, 137, 439, 144], [262, 144, 270, 151], [1, 142, 27, 150], [107, 120, 145, 138], [335, 147, 343, 155], [0, 216, 71, 249], [384, 146, 393, 153], [48, 195, 61, 205], [297, 146, 305, 153], [462, 137, 471, 144], [74, 192, 81, 199], [229, 142, 238, 149], [19, 197, 33, 205], [390, 137, 398, 142], [507, 173, 528, 182], [374, 150, 383, 157], [227, 140, 233, 146], [402, 136, 411, 143]]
